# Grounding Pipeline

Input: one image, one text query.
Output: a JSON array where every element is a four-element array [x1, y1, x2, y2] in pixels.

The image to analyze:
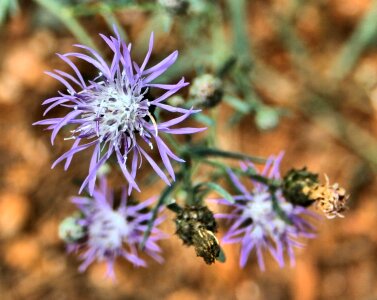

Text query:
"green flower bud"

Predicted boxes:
[[189, 74, 223, 108], [158, 0, 189, 15], [282, 168, 319, 207], [58, 214, 85, 243], [255, 106, 280, 131], [167, 95, 185, 107]]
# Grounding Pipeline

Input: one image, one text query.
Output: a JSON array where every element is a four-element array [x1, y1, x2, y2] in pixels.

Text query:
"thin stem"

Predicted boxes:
[[140, 178, 180, 250], [33, 0, 99, 53], [182, 154, 195, 206], [269, 188, 292, 224], [163, 133, 182, 153], [200, 159, 281, 189], [0, 0, 18, 24], [331, 0, 377, 79], [99, 3, 128, 42], [188, 147, 267, 164], [227, 0, 253, 69]]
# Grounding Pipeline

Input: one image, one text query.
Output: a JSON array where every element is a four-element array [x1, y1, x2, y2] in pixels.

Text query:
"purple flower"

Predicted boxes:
[[215, 153, 317, 271], [66, 177, 167, 279], [34, 27, 205, 195]]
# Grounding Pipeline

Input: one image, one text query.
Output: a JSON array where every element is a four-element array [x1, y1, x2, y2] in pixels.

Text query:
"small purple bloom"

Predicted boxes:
[[34, 27, 205, 195], [215, 153, 317, 271], [66, 177, 167, 279]]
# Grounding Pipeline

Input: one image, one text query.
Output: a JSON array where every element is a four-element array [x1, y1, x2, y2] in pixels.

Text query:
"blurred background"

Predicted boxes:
[[1, 0, 377, 299]]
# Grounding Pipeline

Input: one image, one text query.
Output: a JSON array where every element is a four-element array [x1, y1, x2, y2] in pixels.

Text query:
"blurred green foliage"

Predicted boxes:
[[0, 0, 18, 24]]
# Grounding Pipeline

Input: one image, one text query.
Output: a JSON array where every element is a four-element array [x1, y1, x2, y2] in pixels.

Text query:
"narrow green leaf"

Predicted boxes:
[[192, 113, 215, 126], [223, 96, 251, 114], [33, 0, 99, 53], [216, 246, 226, 263], [198, 182, 235, 204], [189, 147, 267, 164]]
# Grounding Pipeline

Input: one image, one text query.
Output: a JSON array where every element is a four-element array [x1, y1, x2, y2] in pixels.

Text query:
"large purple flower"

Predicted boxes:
[[64, 177, 166, 279], [215, 153, 317, 271], [34, 27, 205, 194]]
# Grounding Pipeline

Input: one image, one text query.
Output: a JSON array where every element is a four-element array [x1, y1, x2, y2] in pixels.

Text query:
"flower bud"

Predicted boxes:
[[58, 214, 85, 244], [167, 95, 185, 107], [158, 0, 189, 15], [282, 168, 319, 207], [255, 106, 280, 131], [189, 74, 223, 108]]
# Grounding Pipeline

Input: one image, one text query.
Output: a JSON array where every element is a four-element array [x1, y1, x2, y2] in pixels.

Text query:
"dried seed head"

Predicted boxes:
[[192, 227, 220, 265], [174, 205, 219, 264], [303, 175, 349, 219]]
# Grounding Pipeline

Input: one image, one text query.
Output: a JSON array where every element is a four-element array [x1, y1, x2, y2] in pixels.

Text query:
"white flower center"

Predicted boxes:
[[243, 192, 292, 239], [243, 192, 272, 221], [94, 84, 148, 141], [88, 208, 131, 250], [73, 75, 150, 144]]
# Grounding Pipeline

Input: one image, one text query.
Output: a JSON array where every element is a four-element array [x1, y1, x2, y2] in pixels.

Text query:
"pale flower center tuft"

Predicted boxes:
[[88, 208, 131, 250]]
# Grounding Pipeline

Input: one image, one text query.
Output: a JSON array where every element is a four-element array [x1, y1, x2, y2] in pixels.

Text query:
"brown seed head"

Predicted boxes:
[[303, 175, 349, 219]]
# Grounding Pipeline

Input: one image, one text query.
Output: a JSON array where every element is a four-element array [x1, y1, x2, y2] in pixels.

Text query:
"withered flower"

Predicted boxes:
[[174, 205, 220, 264], [303, 175, 348, 219]]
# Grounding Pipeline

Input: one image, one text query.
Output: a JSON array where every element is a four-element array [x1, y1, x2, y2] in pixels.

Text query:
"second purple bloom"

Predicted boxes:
[[215, 153, 318, 271]]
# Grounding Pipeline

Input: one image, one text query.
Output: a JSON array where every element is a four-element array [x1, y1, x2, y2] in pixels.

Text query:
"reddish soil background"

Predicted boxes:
[[1, 1, 377, 299]]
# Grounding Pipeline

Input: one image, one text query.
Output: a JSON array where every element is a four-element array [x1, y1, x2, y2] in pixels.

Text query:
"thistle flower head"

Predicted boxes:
[[215, 153, 317, 271], [34, 26, 205, 195], [64, 177, 166, 279]]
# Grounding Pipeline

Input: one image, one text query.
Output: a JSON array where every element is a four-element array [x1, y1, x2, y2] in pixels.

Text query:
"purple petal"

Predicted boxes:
[[139, 147, 170, 186]]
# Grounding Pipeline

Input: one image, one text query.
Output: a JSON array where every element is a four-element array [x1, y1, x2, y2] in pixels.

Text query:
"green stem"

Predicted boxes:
[[188, 147, 267, 164], [0, 0, 18, 24], [163, 133, 182, 153], [200, 159, 281, 189], [270, 188, 292, 224], [140, 178, 179, 250], [201, 159, 288, 222], [208, 108, 218, 147], [304, 95, 377, 170], [331, 0, 377, 79], [182, 154, 195, 205], [99, 3, 128, 42], [227, 0, 252, 69], [33, 0, 99, 53]]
